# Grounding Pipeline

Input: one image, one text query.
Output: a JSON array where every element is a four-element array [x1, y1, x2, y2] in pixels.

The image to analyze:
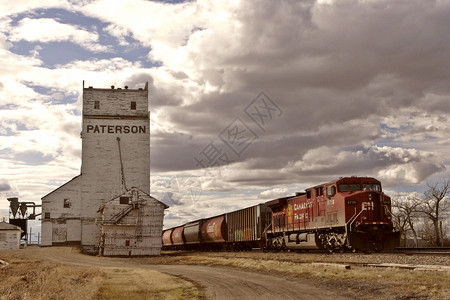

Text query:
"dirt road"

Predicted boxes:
[[153, 264, 349, 300], [21, 247, 350, 299]]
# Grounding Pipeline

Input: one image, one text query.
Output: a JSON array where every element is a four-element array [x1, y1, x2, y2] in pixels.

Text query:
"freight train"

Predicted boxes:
[[162, 177, 400, 253]]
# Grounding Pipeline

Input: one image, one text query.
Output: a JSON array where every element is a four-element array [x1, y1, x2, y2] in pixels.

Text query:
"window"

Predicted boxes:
[[326, 186, 336, 197], [125, 240, 130, 246], [131, 101, 136, 110], [44, 212, 51, 219], [315, 187, 323, 196], [94, 101, 100, 109], [306, 190, 311, 198], [120, 197, 130, 204], [363, 184, 381, 191], [63, 199, 71, 208], [338, 184, 361, 192], [0, 233, 6, 242]]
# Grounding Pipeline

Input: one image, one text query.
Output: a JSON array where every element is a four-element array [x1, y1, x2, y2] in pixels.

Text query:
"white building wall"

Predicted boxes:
[[52, 220, 67, 243], [41, 175, 81, 245], [0, 229, 21, 250], [41, 221, 53, 246], [81, 86, 150, 251], [67, 219, 81, 242]]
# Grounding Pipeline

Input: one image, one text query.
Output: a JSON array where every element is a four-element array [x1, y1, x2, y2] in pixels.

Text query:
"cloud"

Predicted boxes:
[[1, 0, 450, 220], [151, 174, 203, 207], [0, 179, 11, 192], [57, 57, 142, 72], [258, 187, 290, 200], [103, 23, 131, 46], [0, 33, 12, 49], [9, 18, 112, 52], [0, 0, 70, 17], [283, 145, 445, 186]]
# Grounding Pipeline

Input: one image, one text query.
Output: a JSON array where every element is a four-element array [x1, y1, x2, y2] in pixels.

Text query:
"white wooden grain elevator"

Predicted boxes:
[[41, 82, 167, 255]]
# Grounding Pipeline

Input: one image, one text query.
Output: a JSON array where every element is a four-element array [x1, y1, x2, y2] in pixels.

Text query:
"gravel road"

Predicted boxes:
[[20, 247, 353, 300], [153, 264, 349, 300]]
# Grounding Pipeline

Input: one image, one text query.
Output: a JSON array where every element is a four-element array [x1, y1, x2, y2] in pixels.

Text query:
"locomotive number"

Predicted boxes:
[[362, 202, 374, 210]]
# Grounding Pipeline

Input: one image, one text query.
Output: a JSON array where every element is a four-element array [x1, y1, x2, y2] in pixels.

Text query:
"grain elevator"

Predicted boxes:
[[41, 82, 167, 255]]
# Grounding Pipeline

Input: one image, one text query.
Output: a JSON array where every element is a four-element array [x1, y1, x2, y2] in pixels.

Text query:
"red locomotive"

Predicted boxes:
[[162, 177, 399, 252], [266, 177, 399, 252]]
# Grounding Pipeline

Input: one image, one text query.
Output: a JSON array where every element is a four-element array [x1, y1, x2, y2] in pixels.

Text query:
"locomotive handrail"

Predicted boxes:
[[383, 204, 393, 219], [347, 207, 364, 232], [346, 208, 357, 231], [262, 222, 272, 242], [345, 208, 357, 236]]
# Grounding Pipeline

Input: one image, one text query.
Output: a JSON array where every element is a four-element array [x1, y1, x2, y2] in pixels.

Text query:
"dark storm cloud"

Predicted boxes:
[[124, 72, 154, 89], [164, 96, 248, 135], [149, 0, 450, 187], [211, 0, 450, 96], [151, 131, 204, 171], [124, 73, 184, 106]]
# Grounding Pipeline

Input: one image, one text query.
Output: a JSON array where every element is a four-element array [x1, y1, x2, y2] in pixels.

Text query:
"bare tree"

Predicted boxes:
[[417, 219, 437, 245], [392, 194, 421, 247], [419, 179, 450, 246], [391, 207, 408, 246]]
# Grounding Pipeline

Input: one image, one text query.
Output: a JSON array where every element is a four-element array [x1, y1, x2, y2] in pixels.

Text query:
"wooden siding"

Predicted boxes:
[[41, 84, 154, 253]]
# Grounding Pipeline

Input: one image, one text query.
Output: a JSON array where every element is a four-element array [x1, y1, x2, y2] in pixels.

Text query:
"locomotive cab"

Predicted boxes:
[[337, 179, 399, 251]]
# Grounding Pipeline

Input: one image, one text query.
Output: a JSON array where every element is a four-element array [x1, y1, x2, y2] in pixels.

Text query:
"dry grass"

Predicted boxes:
[[0, 252, 200, 300], [0, 256, 104, 300], [172, 255, 450, 300], [97, 268, 200, 300]]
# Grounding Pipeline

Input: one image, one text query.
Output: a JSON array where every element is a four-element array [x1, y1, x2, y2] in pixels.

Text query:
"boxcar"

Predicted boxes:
[[225, 204, 272, 250]]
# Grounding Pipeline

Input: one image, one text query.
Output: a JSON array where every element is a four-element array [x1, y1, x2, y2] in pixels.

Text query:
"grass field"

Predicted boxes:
[[0, 251, 200, 300]]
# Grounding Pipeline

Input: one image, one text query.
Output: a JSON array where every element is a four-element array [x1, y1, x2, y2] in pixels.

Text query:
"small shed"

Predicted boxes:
[[0, 222, 23, 250], [98, 187, 168, 256]]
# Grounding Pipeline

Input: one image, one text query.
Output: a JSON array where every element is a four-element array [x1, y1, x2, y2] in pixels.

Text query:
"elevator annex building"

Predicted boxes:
[[41, 82, 167, 255]]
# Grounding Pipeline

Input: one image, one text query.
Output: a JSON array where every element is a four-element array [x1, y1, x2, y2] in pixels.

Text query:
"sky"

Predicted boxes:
[[1, 0, 449, 237]]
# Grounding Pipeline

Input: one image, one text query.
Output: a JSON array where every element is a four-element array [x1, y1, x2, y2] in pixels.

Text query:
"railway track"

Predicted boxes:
[[394, 247, 450, 256], [166, 248, 450, 272], [249, 254, 450, 271]]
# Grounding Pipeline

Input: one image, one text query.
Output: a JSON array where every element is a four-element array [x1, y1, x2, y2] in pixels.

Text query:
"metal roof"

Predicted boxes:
[[0, 222, 22, 231]]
